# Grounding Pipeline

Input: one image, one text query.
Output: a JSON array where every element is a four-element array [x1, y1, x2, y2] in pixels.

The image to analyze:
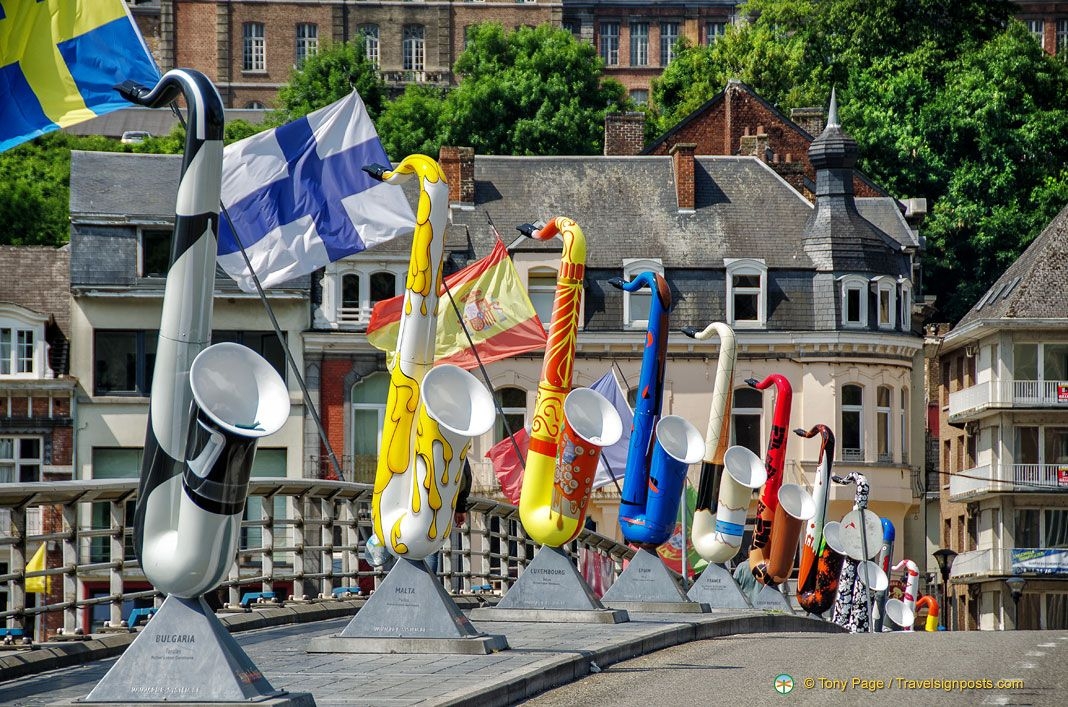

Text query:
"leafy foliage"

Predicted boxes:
[[275, 39, 386, 122], [377, 84, 446, 162], [652, 0, 1068, 323], [440, 24, 629, 155]]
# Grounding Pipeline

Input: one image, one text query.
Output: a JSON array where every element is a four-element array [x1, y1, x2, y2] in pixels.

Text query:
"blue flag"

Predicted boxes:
[[0, 0, 160, 152], [218, 91, 416, 291]]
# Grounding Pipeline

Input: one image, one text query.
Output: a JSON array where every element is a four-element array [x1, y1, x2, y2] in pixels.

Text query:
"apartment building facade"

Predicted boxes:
[[940, 204, 1068, 630]]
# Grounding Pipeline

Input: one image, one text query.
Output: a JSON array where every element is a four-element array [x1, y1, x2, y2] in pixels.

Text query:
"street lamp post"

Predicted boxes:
[[1005, 576, 1027, 630], [933, 548, 958, 630]]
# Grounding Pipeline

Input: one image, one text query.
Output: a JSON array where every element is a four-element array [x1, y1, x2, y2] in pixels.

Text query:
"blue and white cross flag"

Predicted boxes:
[[218, 91, 415, 291]]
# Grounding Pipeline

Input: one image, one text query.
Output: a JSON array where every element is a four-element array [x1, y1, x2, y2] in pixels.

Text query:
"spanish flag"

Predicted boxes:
[[26, 542, 50, 594], [366, 237, 547, 369], [0, 0, 160, 152]]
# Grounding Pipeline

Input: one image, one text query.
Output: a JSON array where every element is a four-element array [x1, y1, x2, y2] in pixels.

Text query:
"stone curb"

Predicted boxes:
[[0, 600, 365, 683], [440, 612, 845, 707]]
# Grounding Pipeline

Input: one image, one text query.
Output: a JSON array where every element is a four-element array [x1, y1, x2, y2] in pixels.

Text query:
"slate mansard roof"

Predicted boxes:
[[953, 203, 1068, 331], [446, 154, 915, 269], [68, 150, 309, 291]]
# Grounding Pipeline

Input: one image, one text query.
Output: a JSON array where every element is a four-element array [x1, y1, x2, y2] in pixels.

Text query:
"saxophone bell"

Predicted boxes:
[[755, 482, 815, 586], [695, 445, 766, 563]]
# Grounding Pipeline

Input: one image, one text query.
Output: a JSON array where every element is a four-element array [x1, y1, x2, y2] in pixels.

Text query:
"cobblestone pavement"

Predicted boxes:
[[0, 608, 835, 706]]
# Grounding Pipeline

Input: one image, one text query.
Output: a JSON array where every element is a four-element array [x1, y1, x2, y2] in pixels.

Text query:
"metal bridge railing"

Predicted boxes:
[[0, 479, 634, 638]]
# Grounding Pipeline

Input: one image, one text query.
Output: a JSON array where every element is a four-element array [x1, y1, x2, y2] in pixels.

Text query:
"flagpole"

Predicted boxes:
[[168, 102, 346, 482], [439, 275, 527, 468], [679, 478, 689, 589]]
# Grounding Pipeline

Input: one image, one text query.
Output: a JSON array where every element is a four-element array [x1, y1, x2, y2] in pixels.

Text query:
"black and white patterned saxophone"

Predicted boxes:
[[123, 70, 290, 598], [831, 472, 871, 632]]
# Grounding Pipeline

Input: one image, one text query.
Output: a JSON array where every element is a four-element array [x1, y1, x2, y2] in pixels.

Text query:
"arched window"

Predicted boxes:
[[244, 101, 266, 110], [360, 24, 380, 68], [369, 272, 396, 308], [402, 25, 425, 73], [341, 274, 360, 311], [839, 275, 868, 328], [842, 384, 864, 461], [732, 387, 763, 455], [351, 373, 390, 482], [494, 387, 527, 443], [528, 268, 557, 328], [877, 385, 892, 462], [725, 258, 767, 328], [873, 276, 897, 329], [621, 258, 663, 329]]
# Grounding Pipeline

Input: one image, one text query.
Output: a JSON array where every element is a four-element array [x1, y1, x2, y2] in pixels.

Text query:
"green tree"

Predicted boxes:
[[275, 39, 386, 122], [441, 24, 629, 155], [377, 84, 446, 161], [651, 0, 1067, 323]]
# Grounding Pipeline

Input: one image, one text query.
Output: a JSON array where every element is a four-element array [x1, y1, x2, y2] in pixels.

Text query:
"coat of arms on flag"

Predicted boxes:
[[366, 235, 547, 370]]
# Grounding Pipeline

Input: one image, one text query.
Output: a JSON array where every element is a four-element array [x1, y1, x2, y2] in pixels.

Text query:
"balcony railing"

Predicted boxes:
[[948, 463, 1068, 501], [336, 306, 371, 329], [949, 379, 1068, 419], [0, 479, 634, 638], [950, 547, 1068, 582]]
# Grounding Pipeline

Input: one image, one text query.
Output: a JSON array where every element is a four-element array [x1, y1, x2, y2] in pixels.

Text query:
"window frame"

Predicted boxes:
[[876, 385, 892, 463], [599, 21, 620, 66], [629, 22, 649, 66], [360, 24, 380, 68], [333, 264, 404, 328], [731, 386, 763, 455], [841, 383, 864, 461], [0, 435, 43, 483], [724, 258, 767, 329], [0, 306, 47, 379], [527, 267, 558, 330], [839, 274, 869, 328], [137, 226, 172, 278], [872, 275, 897, 330], [1058, 19, 1068, 53], [295, 23, 318, 66], [242, 22, 266, 73], [493, 386, 528, 443], [660, 21, 680, 65], [402, 24, 426, 73], [705, 21, 726, 45], [621, 258, 664, 330], [901, 387, 909, 463], [899, 278, 912, 332]]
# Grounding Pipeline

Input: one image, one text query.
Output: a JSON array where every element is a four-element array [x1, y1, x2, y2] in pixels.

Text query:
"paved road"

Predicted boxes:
[[522, 630, 1068, 706]]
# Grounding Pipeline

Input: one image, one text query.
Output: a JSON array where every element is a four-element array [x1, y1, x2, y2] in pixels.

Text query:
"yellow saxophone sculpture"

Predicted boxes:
[[517, 217, 622, 547], [369, 155, 495, 560]]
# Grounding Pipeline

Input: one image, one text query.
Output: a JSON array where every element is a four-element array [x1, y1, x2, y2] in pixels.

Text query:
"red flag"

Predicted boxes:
[[366, 237, 546, 369], [484, 428, 528, 505]]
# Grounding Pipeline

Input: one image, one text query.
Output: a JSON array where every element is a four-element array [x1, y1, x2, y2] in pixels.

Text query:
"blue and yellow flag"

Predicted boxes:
[[0, 0, 160, 152]]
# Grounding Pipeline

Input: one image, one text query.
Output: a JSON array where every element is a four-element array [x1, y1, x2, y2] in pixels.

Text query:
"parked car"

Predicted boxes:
[[120, 130, 151, 144]]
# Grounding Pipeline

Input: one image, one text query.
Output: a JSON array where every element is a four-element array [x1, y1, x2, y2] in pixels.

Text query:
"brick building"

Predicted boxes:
[[156, 0, 561, 108], [561, 0, 736, 103], [0, 245, 75, 638]]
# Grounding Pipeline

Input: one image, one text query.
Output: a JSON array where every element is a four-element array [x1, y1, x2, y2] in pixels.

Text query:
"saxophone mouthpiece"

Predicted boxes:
[[744, 377, 759, 388], [363, 163, 389, 181], [681, 326, 698, 339], [115, 80, 150, 103], [608, 277, 626, 290], [516, 223, 538, 238], [793, 428, 807, 437]]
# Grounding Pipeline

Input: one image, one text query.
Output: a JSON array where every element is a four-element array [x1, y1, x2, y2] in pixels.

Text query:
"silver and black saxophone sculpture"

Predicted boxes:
[[124, 70, 290, 598]]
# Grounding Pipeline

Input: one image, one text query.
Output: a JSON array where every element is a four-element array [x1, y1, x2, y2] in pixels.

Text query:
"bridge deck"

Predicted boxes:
[[0, 605, 836, 706]]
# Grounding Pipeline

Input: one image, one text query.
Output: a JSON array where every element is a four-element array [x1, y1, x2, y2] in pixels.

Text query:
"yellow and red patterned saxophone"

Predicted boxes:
[[517, 218, 622, 547], [369, 155, 495, 560]]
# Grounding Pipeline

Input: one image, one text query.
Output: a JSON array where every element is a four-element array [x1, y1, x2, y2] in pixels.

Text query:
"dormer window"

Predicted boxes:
[[899, 278, 912, 332], [839, 275, 868, 328], [326, 263, 404, 329], [622, 258, 664, 329], [872, 276, 896, 330], [139, 227, 172, 278], [724, 258, 766, 328], [528, 268, 557, 328], [0, 305, 48, 379]]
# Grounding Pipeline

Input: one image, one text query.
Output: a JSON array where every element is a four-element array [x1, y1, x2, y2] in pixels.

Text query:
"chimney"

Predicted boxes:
[[438, 146, 475, 206], [790, 107, 825, 137], [669, 143, 696, 212], [603, 111, 645, 156]]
